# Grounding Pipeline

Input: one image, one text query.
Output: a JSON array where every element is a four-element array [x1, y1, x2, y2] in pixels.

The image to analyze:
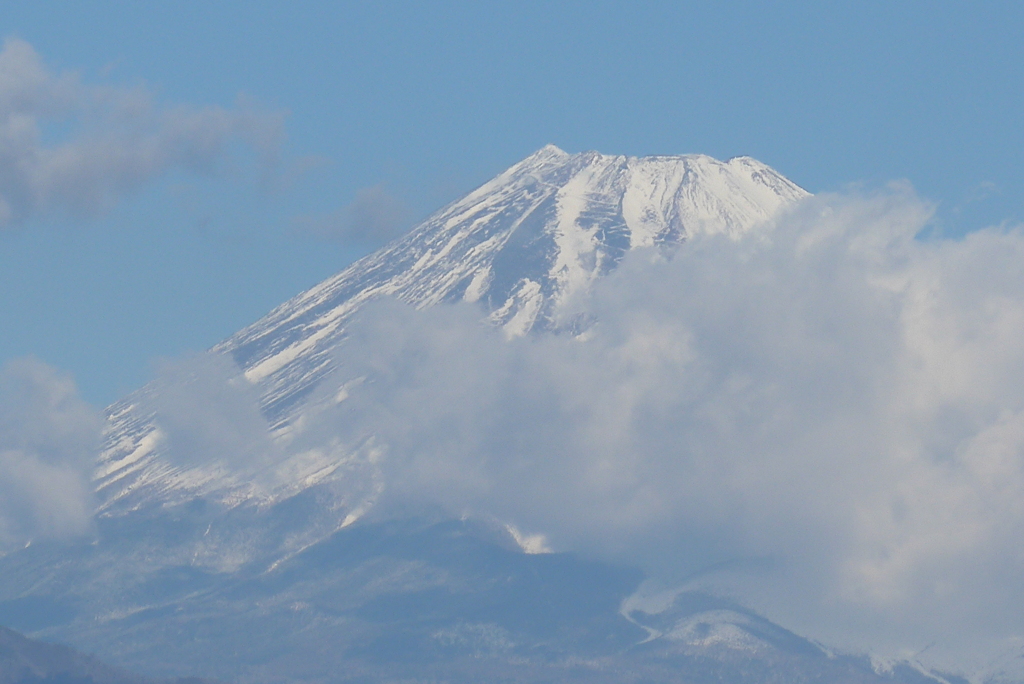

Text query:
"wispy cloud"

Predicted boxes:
[[292, 183, 411, 245], [0, 37, 284, 228], [0, 357, 101, 548], [142, 351, 279, 475]]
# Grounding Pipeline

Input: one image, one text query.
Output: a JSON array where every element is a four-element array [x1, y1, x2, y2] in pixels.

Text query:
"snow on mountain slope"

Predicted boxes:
[[92, 145, 807, 519]]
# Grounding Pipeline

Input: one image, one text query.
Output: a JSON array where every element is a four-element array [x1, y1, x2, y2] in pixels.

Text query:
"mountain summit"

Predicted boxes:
[[223, 145, 804, 403]]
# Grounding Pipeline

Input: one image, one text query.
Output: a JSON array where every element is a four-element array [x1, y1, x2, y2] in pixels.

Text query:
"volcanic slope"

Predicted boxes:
[[94, 145, 808, 517]]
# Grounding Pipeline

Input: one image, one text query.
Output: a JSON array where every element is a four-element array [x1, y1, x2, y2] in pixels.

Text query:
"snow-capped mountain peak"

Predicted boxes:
[[93, 145, 807, 516]]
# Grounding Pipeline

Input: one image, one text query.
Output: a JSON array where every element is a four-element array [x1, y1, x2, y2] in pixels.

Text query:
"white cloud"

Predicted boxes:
[[147, 183, 1024, 670], [276, 185, 1024, 668], [142, 351, 279, 475], [0, 357, 101, 548], [0, 37, 283, 228]]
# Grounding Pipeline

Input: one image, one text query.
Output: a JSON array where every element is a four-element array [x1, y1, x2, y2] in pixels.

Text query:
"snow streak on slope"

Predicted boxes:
[[92, 145, 806, 516]]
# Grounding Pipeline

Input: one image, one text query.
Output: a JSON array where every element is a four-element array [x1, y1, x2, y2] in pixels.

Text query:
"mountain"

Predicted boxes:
[[94, 145, 807, 517], [0, 146, 955, 683]]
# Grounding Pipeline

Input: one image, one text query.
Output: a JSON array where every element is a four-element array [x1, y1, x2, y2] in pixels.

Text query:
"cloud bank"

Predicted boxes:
[[285, 186, 1024, 666], [0, 358, 101, 549], [149, 184, 1024, 668], [0, 37, 283, 228]]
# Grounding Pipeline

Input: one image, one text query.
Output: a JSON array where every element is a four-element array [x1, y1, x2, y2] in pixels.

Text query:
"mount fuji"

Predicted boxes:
[[95, 145, 807, 516], [0, 147, 959, 684]]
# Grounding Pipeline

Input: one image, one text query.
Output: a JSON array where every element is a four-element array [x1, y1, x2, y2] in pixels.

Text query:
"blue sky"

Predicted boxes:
[[2, 1, 1023, 405]]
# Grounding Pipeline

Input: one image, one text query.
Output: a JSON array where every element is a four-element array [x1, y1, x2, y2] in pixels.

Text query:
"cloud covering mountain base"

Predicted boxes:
[[10, 180, 1024, 678], [255, 185, 1024, 670]]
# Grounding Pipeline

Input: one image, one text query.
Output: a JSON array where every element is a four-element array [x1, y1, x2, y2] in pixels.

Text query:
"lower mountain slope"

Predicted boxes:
[[0, 624, 199, 684], [0, 509, 958, 684]]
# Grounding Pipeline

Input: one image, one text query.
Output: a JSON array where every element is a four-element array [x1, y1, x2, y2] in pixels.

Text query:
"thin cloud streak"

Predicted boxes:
[[292, 183, 411, 245], [0, 37, 284, 228]]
